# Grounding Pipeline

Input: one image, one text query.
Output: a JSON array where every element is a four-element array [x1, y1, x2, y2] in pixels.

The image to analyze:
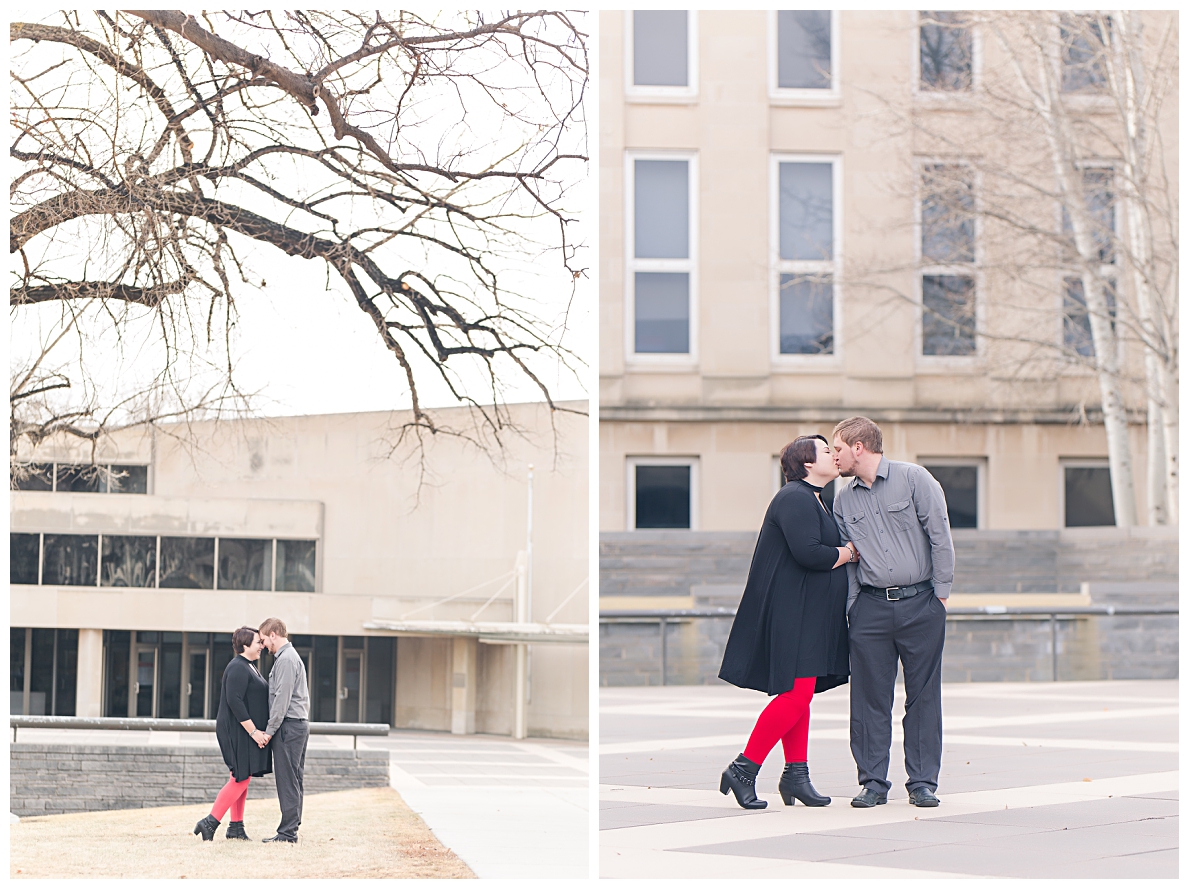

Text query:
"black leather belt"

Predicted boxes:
[[862, 581, 933, 601]]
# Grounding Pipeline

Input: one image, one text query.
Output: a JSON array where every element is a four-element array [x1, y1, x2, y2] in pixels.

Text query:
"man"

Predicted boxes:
[[259, 617, 311, 843], [831, 417, 954, 809]]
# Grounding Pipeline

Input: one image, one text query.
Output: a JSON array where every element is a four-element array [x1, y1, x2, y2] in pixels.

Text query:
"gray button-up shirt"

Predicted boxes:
[[266, 641, 310, 735], [832, 456, 955, 612]]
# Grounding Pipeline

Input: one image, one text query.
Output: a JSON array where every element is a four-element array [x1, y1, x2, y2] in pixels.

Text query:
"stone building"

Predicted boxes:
[[11, 401, 589, 739]]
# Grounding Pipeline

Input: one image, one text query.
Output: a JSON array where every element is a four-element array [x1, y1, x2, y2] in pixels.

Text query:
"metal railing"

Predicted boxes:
[[10, 715, 390, 749], [600, 604, 1179, 685]]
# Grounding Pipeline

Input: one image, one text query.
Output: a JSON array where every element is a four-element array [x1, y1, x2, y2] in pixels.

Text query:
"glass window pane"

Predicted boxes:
[[11, 463, 53, 491], [103, 465, 148, 494], [921, 164, 975, 263], [1061, 15, 1109, 92], [777, 11, 831, 89], [276, 539, 317, 592], [1063, 277, 1117, 358], [54, 629, 78, 716], [312, 635, 338, 722], [633, 10, 688, 87], [920, 11, 972, 91], [1065, 466, 1115, 527], [101, 535, 157, 587], [779, 162, 833, 261], [42, 534, 98, 586], [634, 160, 689, 259], [365, 637, 394, 726], [217, 538, 273, 591], [922, 275, 976, 355], [635, 272, 690, 353], [779, 275, 833, 354], [1061, 170, 1115, 263], [11, 628, 26, 714], [11, 533, 40, 585], [30, 628, 55, 715], [55, 464, 102, 493], [635, 465, 691, 529], [158, 638, 182, 719], [924, 465, 978, 528], [103, 630, 130, 717], [159, 537, 215, 589]]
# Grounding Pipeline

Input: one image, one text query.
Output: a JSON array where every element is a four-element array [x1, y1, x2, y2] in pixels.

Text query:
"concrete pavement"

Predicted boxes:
[[600, 679, 1177, 879]]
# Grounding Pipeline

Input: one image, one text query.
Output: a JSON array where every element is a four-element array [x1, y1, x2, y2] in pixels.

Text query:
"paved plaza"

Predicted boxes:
[[600, 679, 1177, 879]]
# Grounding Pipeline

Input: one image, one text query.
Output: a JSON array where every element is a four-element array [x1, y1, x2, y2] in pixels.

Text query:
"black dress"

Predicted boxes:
[[719, 479, 850, 696], [215, 655, 273, 781]]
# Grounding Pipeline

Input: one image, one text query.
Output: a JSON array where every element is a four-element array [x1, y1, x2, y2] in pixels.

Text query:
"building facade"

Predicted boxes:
[[11, 401, 588, 739], [600, 10, 1175, 541]]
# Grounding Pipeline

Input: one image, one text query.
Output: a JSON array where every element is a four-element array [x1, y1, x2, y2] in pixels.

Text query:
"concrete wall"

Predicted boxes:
[[10, 744, 389, 817]]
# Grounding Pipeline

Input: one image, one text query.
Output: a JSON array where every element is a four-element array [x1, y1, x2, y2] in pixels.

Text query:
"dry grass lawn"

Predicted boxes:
[[10, 787, 474, 879]]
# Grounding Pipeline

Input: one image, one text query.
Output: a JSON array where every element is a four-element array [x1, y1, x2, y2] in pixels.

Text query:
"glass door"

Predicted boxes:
[[186, 650, 208, 718], [339, 649, 363, 723], [134, 646, 157, 717]]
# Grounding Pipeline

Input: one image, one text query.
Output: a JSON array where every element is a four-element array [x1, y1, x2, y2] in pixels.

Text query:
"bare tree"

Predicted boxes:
[[10, 10, 589, 475], [849, 10, 1177, 526]]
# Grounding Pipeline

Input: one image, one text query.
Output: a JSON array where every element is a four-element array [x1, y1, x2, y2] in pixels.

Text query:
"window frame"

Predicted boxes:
[[918, 457, 987, 530], [912, 10, 981, 101], [626, 456, 700, 531], [625, 149, 699, 367], [768, 10, 841, 106], [914, 157, 982, 366], [770, 152, 843, 367], [1059, 458, 1115, 528], [624, 10, 698, 103]]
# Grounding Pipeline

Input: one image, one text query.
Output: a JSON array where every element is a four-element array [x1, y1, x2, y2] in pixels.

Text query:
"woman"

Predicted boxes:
[[717, 434, 856, 809], [194, 626, 273, 841]]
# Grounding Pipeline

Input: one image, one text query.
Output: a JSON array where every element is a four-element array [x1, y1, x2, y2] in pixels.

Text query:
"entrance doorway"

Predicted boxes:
[[338, 646, 364, 723]]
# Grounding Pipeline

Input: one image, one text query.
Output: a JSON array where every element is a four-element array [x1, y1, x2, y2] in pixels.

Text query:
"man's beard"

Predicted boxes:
[[837, 466, 855, 477]]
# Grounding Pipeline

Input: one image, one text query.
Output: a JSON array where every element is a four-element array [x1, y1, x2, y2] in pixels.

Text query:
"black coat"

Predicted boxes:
[[719, 479, 850, 696], [215, 655, 273, 781]]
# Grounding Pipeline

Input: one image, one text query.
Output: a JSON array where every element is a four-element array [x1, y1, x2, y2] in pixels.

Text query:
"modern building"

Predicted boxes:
[[599, 10, 1176, 539], [11, 401, 589, 740]]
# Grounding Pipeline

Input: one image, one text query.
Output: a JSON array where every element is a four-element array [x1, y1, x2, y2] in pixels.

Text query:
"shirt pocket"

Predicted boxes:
[[844, 511, 870, 540], [887, 498, 914, 531]]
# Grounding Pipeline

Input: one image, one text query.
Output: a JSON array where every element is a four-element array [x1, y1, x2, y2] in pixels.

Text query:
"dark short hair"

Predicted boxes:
[[832, 416, 884, 454], [780, 435, 827, 483], [258, 617, 287, 639], [232, 626, 258, 655]]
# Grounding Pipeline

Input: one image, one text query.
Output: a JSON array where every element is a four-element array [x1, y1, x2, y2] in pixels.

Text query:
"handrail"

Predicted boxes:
[[10, 716, 390, 748], [599, 604, 1178, 684]]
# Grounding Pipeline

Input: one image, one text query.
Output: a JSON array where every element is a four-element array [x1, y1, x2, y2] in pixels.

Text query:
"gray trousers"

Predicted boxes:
[[273, 717, 309, 838], [848, 589, 946, 795]]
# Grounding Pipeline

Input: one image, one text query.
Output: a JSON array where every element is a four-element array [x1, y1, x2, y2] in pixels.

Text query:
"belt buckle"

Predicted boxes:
[[885, 586, 902, 601]]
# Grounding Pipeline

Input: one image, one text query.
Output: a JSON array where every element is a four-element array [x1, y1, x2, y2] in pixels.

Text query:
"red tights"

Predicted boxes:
[[210, 774, 251, 822], [743, 676, 816, 764]]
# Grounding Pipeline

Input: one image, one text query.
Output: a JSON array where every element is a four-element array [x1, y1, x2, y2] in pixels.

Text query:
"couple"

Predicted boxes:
[[194, 618, 311, 843], [719, 416, 954, 810]]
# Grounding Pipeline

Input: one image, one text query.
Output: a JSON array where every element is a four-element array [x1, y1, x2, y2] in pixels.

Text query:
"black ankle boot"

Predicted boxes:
[[779, 761, 831, 806], [193, 814, 220, 841], [226, 821, 250, 840], [719, 754, 767, 809]]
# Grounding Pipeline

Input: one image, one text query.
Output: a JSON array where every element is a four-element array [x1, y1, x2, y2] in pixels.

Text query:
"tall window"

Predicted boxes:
[[629, 154, 695, 357], [628, 458, 697, 530], [919, 11, 972, 91], [1061, 169, 1116, 359], [1061, 14, 1111, 93], [629, 11, 694, 96], [774, 156, 837, 357], [922, 461, 982, 528], [920, 163, 976, 356], [773, 11, 835, 95], [1063, 277, 1116, 359], [1064, 462, 1115, 527]]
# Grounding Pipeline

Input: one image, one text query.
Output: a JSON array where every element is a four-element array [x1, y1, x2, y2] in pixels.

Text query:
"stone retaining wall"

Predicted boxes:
[[10, 744, 390, 817]]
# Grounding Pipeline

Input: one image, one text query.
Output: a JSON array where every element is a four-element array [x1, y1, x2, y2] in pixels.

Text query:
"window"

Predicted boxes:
[[10, 461, 148, 494], [159, 537, 215, 589], [919, 11, 972, 91], [218, 538, 273, 591], [1062, 169, 1115, 264], [10, 533, 40, 584], [42, 534, 98, 586], [1063, 462, 1115, 527], [276, 539, 317, 592], [104, 465, 149, 494], [921, 462, 982, 529], [920, 163, 976, 357], [9, 627, 77, 715], [628, 154, 696, 358], [1063, 277, 1116, 359], [628, 458, 698, 530], [101, 535, 157, 587], [11, 464, 52, 491], [1061, 14, 1111, 93], [628, 11, 695, 97], [772, 10, 836, 96], [773, 156, 838, 357], [55, 464, 101, 493]]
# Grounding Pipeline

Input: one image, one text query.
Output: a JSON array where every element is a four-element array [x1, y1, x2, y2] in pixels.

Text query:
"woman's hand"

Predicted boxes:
[[251, 729, 268, 748], [833, 543, 859, 569]]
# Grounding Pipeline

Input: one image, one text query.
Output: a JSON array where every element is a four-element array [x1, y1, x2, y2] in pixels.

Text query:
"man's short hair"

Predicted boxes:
[[832, 416, 884, 454], [258, 617, 288, 638]]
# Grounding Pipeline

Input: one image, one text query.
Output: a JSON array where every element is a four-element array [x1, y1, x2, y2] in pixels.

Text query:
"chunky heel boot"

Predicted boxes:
[[719, 754, 767, 809], [193, 814, 220, 841], [779, 762, 831, 807], [226, 821, 251, 840]]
